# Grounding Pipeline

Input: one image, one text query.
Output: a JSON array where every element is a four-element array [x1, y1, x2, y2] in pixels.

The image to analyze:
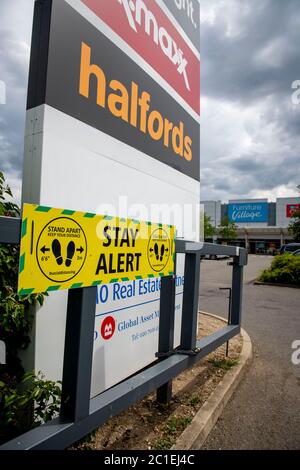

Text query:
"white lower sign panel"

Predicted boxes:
[[92, 267, 184, 396]]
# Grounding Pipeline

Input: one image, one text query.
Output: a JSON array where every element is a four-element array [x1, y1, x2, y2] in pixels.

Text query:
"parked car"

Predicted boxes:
[[279, 243, 300, 255], [292, 249, 300, 256]]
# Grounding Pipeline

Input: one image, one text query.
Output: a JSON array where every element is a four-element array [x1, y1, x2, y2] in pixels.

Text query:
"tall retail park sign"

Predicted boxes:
[[22, 0, 200, 396]]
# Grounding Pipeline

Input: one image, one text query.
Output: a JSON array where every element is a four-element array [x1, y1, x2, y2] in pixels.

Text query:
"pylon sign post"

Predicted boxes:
[[18, 204, 175, 295], [22, 0, 200, 396]]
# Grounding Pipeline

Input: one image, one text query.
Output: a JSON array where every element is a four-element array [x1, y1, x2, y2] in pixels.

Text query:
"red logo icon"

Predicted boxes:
[[100, 316, 116, 340], [286, 204, 300, 218]]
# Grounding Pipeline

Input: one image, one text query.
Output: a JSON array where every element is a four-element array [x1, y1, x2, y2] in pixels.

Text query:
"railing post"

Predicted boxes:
[[219, 287, 232, 356], [156, 275, 176, 404], [180, 253, 201, 351], [230, 257, 244, 326], [60, 286, 97, 422]]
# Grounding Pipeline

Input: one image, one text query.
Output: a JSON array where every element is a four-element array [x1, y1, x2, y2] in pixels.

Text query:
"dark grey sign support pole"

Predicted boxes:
[[180, 253, 201, 351], [60, 286, 97, 422], [219, 287, 232, 356], [156, 275, 176, 404], [230, 258, 244, 326]]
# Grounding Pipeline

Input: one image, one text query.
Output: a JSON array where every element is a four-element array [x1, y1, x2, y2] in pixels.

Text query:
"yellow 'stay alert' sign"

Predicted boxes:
[[18, 204, 175, 295]]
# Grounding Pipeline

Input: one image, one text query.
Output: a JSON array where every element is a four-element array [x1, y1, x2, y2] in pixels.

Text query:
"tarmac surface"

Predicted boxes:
[[199, 255, 300, 450]]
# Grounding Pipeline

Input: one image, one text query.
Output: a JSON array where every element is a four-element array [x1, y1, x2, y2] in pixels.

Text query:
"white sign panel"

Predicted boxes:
[[22, 0, 200, 396]]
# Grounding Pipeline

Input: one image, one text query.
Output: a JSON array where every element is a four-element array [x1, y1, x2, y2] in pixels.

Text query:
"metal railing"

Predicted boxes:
[[0, 216, 247, 450]]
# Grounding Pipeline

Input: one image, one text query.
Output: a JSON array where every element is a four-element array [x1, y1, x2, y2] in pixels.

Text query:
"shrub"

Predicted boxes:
[[0, 372, 61, 444], [0, 172, 61, 444], [259, 254, 300, 286]]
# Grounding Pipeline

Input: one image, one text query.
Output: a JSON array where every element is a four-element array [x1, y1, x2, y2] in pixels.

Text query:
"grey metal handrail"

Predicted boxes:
[[0, 215, 247, 450]]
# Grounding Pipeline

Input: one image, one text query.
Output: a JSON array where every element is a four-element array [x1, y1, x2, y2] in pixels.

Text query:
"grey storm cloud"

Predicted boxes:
[[0, 0, 299, 203], [0, 0, 34, 201], [201, 0, 300, 103], [201, 0, 300, 201]]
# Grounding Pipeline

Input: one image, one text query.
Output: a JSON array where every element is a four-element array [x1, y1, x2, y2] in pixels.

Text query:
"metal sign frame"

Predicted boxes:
[[0, 216, 247, 450]]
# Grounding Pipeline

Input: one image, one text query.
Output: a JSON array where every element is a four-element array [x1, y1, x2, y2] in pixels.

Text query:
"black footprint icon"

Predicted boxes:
[[154, 243, 159, 260], [52, 239, 63, 266], [66, 241, 75, 267], [160, 244, 165, 261]]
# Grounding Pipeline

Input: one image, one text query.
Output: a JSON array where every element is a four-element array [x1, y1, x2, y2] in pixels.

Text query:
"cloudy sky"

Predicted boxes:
[[0, 0, 299, 204], [201, 0, 300, 201]]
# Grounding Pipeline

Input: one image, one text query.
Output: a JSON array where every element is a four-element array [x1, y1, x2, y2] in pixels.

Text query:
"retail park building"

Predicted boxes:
[[202, 197, 300, 254]]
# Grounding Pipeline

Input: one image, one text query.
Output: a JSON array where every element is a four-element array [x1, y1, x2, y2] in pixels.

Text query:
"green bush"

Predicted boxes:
[[0, 172, 61, 444], [0, 372, 61, 444], [259, 254, 300, 286]]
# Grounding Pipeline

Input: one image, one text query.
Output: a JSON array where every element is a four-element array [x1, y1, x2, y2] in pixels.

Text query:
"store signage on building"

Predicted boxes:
[[228, 202, 268, 223], [160, 0, 200, 52], [286, 204, 300, 218], [81, 0, 200, 114]]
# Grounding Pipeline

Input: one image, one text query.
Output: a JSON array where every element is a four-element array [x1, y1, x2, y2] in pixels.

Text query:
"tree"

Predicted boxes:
[[0, 172, 19, 217], [288, 208, 300, 242], [218, 216, 238, 242], [204, 214, 215, 240]]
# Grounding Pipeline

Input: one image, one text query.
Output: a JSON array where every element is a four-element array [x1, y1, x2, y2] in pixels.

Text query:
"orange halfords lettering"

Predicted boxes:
[[108, 79, 129, 122], [148, 110, 164, 141], [184, 135, 193, 161], [79, 42, 193, 162], [172, 121, 184, 157], [79, 42, 106, 108]]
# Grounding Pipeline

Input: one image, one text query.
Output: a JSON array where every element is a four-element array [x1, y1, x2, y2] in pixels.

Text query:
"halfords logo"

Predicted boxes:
[[79, 42, 193, 162], [118, 0, 190, 91]]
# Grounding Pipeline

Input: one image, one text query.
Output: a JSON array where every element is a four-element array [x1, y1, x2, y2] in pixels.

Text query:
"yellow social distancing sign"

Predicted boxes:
[[18, 204, 175, 295]]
